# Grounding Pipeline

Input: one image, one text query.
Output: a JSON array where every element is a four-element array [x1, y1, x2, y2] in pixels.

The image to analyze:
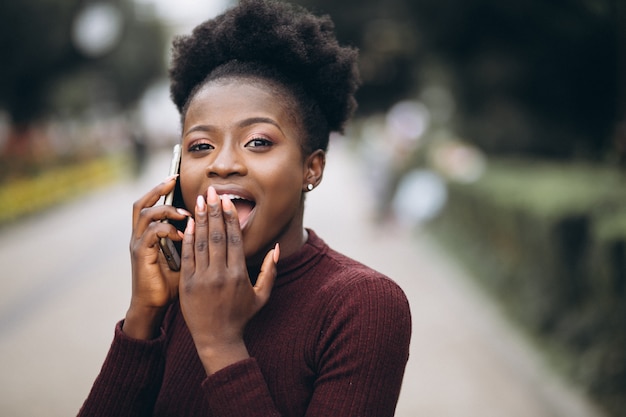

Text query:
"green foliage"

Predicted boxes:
[[0, 155, 127, 226], [469, 159, 625, 219], [291, 0, 623, 159], [427, 159, 626, 417]]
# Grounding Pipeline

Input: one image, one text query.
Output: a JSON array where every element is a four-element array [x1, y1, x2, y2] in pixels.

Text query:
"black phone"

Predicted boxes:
[[159, 144, 182, 271]]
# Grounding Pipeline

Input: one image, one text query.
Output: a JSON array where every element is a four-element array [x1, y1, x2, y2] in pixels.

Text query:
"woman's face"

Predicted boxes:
[[179, 79, 312, 264]]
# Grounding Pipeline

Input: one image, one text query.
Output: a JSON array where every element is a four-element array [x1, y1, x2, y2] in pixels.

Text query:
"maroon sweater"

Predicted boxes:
[[78, 230, 411, 417]]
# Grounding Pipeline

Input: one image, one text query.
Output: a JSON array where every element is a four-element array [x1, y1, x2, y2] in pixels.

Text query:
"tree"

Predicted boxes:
[[290, 0, 623, 160], [0, 0, 83, 125], [405, 0, 619, 159], [0, 0, 167, 128]]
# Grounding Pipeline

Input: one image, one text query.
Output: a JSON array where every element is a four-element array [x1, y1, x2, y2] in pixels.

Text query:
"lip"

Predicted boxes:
[[211, 185, 257, 230]]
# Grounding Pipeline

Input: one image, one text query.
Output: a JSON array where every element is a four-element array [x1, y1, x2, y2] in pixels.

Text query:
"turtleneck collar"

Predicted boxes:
[[273, 229, 328, 287]]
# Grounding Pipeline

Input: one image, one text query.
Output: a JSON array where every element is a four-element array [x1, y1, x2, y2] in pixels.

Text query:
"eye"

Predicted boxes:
[[245, 137, 274, 149], [188, 142, 214, 152]]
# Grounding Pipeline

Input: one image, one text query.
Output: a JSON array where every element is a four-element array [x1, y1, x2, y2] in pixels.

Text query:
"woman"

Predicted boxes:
[[79, 1, 411, 416]]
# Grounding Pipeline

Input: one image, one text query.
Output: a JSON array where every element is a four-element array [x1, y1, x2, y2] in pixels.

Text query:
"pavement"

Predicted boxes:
[[0, 139, 606, 416]]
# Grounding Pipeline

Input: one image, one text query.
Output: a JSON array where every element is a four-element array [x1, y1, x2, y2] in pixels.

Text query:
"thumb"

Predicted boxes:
[[254, 243, 279, 308]]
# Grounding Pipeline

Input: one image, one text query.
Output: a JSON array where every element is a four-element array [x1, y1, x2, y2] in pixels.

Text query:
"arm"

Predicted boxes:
[[79, 177, 190, 415], [77, 321, 167, 417]]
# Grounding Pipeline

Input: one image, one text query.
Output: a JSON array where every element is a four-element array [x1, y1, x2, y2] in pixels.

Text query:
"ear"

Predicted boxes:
[[302, 149, 325, 191]]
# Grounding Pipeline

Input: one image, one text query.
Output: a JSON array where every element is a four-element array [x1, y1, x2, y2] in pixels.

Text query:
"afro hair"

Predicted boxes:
[[169, 0, 360, 149]]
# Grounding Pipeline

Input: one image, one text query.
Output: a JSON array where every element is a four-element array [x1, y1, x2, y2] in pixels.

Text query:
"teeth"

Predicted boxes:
[[219, 194, 245, 201]]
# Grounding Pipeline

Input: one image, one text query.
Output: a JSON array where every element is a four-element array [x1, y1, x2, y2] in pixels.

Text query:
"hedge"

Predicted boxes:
[[0, 155, 127, 226], [426, 158, 626, 417]]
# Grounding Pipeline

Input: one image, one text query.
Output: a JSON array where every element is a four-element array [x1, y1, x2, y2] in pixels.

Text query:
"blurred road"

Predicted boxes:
[[0, 140, 605, 417]]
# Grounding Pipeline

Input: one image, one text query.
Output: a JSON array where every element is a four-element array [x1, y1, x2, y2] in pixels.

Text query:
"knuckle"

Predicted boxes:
[[145, 221, 160, 234], [195, 212, 207, 225], [138, 207, 151, 219], [196, 240, 208, 252], [210, 231, 225, 244], [230, 265, 246, 279], [132, 200, 142, 212], [183, 276, 196, 294], [210, 274, 227, 288], [228, 233, 242, 246], [225, 213, 239, 226]]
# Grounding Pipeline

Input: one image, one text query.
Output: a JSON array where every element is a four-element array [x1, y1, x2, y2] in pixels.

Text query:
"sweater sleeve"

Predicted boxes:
[[201, 358, 281, 416], [306, 275, 412, 417], [77, 320, 167, 417]]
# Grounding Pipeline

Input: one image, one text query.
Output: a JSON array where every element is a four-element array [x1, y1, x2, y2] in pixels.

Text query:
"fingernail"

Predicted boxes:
[[207, 186, 219, 205], [273, 243, 280, 264], [177, 208, 192, 216], [196, 195, 206, 212], [186, 217, 195, 234], [164, 174, 179, 183], [221, 195, 234, 211]]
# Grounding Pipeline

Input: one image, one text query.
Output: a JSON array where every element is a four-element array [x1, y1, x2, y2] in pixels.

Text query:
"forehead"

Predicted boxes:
[[185, 77, 300, 126]]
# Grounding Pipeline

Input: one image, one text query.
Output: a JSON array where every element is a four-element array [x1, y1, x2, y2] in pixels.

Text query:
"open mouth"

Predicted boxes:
[[219, 193, 256, 228]]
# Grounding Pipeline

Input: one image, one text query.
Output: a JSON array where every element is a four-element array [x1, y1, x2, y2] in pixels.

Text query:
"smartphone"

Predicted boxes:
[[159, 144, 182, 271]]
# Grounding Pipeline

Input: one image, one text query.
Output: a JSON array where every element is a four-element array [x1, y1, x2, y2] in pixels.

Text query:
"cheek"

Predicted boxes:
[[261, 158, 305, 209], [179, 163, 203, 211]]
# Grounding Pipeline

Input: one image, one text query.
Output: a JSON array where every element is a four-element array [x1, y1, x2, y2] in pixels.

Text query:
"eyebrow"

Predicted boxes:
[[237, 117, 282, 132], [237, 117, 285, 135], [184, 117, 284, 137]]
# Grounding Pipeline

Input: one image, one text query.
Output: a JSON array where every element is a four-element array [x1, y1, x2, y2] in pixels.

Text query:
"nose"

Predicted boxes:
[[206, 143, 247, 178]]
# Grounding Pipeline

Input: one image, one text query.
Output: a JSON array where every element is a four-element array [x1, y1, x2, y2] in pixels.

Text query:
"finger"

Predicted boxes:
[[194, 194, 209, 270], [132, 176, 178, 226], [135, 221, 183, 251], [206, 186, 227, 267], [133, 205, 190, 242], [221, 196, 244, 268], [153, 222, 185, 245], [180, 216, 196, 280], [254, 243, 279, 308]]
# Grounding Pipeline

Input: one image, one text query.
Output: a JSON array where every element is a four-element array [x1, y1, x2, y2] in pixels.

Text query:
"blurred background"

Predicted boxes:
[[0, 0, 625, 416]]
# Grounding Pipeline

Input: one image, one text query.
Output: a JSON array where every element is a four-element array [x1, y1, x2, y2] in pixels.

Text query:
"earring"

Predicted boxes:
[[307, 183, 314, 191]]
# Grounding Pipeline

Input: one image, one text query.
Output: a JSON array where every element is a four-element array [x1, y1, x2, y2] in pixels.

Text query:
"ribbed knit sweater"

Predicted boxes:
[[78, 230, 412, 417]]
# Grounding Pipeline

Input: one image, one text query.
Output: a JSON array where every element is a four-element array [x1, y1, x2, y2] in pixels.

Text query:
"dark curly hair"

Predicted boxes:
[[168, 0, 360, 153]]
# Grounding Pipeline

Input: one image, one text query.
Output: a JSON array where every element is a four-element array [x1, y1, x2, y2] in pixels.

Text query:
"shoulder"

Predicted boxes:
[[313, 234, 406, 294], [309, 242, 412, 365], [288, 229, 411, 323], [312, 241, 411, 324]]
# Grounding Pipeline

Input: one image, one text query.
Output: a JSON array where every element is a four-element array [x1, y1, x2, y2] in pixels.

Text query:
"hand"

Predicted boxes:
[[179, 186, 279, 374], [124, 176, 190, 339]]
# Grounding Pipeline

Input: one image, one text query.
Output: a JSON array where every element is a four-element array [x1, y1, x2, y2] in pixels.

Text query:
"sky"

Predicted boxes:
[[136, 0, 231, 34]]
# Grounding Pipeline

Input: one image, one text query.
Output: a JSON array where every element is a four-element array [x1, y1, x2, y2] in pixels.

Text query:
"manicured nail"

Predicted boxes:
[[196, 195, 206, 211], [186, 217, 195, 234], [207, 186, 219, 205], [164, 174, 179, 183], [177, 208, 192, 216], [273, 243, 280, 264], [221, 195, 234, 211]]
